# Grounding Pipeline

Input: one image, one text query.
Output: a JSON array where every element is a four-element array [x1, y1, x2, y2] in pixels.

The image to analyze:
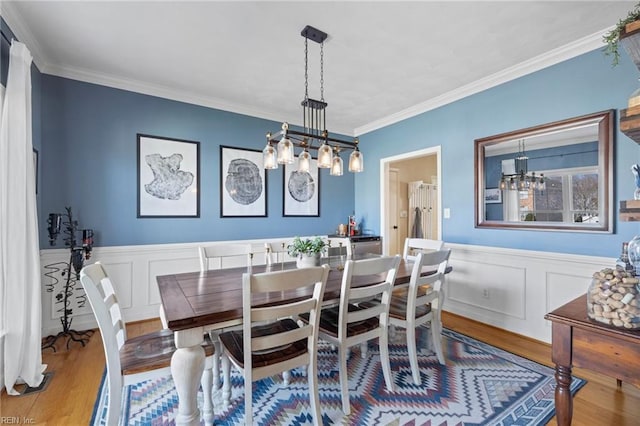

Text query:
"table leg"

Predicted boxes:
[[173, 328, 206, 426], [550, 321, 573, 426], [201, 356, 214, 425], [554, 364, 573, 426]]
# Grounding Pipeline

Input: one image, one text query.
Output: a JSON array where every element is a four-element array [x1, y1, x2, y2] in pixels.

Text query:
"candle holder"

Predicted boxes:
[[42, 207, 95, 352]]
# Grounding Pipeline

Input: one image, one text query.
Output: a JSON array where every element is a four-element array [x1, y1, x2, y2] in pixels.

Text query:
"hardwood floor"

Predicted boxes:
[[2, 312, 639, 425]]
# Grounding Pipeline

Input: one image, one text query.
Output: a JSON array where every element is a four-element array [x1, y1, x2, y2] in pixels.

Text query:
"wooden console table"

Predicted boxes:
[[545, 294, 640, 425]]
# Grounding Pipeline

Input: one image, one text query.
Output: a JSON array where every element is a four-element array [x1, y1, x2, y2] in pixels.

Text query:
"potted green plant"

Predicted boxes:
[[287, 236, 327, 268], [604, 2, 640, 67]]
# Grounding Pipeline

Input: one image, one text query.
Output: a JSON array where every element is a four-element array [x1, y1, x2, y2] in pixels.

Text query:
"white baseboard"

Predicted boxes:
[[40, 240, 614, 343]]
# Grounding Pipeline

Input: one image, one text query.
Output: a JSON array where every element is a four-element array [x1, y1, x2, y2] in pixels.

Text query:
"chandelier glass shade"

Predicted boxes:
[[330, 150, 343, 176], [263, 139, 278, 170], [298, 147, 311, 173], [499, 139, 545, 191], [263, 25, 362, 175], [317, 142, 333, 168], [276, 124, 295, 165], [349, 147, 364, 173]]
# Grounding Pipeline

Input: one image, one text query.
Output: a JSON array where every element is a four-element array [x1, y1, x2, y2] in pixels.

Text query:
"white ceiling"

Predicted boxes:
[[2, 1, 634, 136]]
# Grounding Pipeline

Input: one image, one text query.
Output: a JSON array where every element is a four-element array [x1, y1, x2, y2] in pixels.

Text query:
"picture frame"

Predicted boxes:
[[283, 157, 319, 217], [137, 134, 200, 218], [484, 187, 502, 204], [220, 145, 267, 217]]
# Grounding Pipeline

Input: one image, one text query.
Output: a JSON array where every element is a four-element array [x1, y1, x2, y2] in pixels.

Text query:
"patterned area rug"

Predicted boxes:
[[91, 327, 585, 425]]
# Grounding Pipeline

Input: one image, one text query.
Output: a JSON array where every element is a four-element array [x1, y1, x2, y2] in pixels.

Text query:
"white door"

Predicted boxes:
[[387, 168, 401, 255]]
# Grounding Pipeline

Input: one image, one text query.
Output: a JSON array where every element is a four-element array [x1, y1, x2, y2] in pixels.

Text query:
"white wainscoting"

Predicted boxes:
[[39, 238, 299, 337], [40, 240, 614, 343], [443, 243, 614, 343]]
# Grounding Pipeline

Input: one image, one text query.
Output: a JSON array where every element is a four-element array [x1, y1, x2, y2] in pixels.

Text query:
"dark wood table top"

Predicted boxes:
[[545, 294, 640, 343], [158, 257, 451, 332]]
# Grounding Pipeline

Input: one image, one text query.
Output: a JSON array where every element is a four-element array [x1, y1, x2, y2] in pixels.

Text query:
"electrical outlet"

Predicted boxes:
[[482, 289, 490, 299]]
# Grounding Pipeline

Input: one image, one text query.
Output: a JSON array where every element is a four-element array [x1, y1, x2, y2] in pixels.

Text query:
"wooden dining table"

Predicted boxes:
[[157, 255, 450, 425]]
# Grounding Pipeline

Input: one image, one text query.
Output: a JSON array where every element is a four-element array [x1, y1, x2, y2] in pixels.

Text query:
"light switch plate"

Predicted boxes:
[[444, 208, 451, 219]]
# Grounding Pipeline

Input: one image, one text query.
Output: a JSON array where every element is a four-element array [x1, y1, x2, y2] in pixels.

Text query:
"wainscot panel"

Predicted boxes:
[[444, 243, 614, 343], [447, 259, 526, 319]]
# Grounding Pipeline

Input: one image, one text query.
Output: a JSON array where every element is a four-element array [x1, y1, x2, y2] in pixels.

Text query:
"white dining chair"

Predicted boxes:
[[303, 255, 400, 415], [80, 262, 216, 425], [199, 243, 254, 271], [403, 238, 444, 261], [198, 243, 253, 392], [219, 265, 330, 426], [387, 249, 451, 384]]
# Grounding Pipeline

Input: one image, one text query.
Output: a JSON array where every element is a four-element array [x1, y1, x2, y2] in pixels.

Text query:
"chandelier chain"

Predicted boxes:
[[304, 36, 309, 100], [320, 41, 324, 102]]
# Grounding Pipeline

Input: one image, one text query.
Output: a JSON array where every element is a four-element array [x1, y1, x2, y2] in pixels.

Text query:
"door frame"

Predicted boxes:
[[388, 167, 401, 255], [380, 146, 442, 255]]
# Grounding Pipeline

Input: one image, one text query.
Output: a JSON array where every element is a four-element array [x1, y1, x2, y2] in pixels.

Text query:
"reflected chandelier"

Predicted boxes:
[[499, 139, 545, 191], [262, 25, 362, 176]]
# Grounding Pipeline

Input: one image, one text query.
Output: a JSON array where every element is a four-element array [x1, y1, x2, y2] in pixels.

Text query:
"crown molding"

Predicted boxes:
[[43, 62, 299, 123], [354, 28, 612, 137], [40, 62, 354, 136], [1, 2, 47, 71]]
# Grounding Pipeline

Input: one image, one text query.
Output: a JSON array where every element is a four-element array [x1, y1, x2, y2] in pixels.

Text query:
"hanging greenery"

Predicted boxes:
[[603, 1, 640, 66]]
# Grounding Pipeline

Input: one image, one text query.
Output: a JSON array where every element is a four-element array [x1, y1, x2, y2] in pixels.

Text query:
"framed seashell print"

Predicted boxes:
[[137, 134, 200, 218], [283, 157, 319, 217], [220, 145, 267, 217]]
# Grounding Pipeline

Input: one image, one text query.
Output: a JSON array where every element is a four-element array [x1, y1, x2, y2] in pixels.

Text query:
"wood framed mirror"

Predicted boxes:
[[474, 110, 614, 233]]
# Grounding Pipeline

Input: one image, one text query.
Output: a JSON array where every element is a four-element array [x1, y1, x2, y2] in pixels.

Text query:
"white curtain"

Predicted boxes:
[[0, 40, 45, 394]]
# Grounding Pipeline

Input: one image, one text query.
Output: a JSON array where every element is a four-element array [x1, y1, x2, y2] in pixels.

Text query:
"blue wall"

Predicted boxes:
[[356, 49, 640, 257], [38, 76, 355, 247]]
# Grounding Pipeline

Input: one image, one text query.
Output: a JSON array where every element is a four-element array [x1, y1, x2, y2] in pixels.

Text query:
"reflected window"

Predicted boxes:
[[515, 168, 598, 223]]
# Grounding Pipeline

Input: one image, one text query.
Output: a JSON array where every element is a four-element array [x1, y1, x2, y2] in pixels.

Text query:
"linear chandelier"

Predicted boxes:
[[263, 25, 363, 176], [499, 139, 545, 191]]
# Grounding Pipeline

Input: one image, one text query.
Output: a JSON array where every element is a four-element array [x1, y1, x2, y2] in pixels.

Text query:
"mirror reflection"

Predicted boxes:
[[475, 110, 613, 232]]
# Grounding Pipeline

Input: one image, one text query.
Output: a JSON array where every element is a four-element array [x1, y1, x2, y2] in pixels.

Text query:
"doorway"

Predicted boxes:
[[380, 147, 442, 255]]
